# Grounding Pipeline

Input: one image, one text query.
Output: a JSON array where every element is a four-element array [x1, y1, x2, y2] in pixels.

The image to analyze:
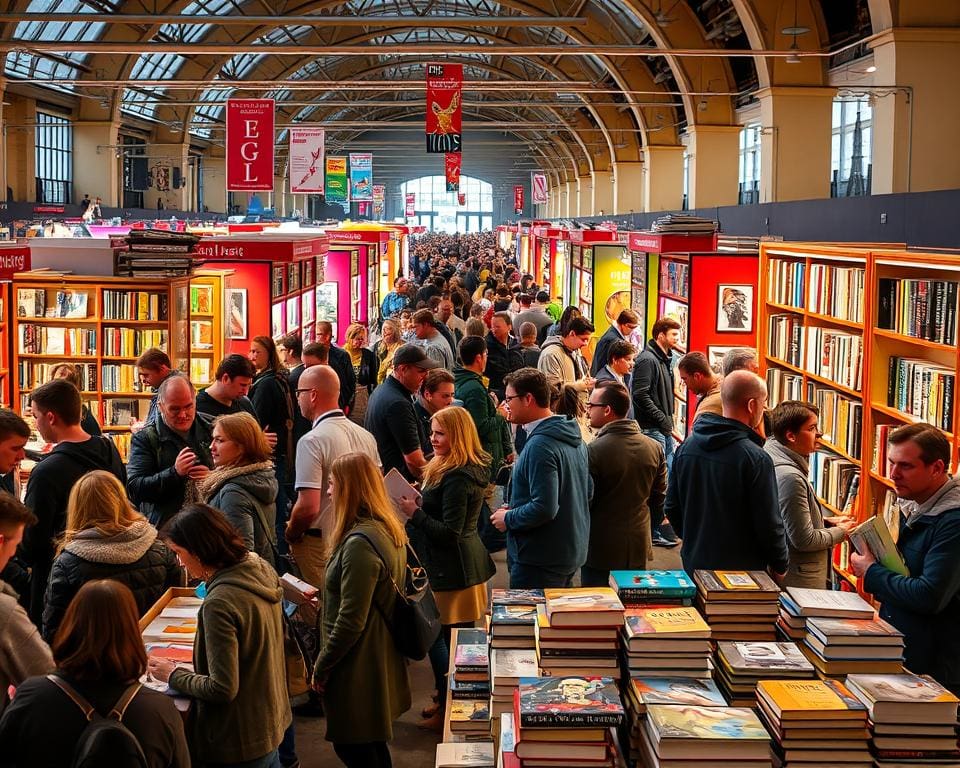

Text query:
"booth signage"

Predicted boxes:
[[531, 172, 548, 204], [405, 193, 416, 217], [425, 63, 462, 153], [445, 153, 461, 192], [289, 126, 325, 194], [513, 185, 524, 215], [226, 99, 275, 191], [349, 153, 373, 201], [324, 156, 349, 203]]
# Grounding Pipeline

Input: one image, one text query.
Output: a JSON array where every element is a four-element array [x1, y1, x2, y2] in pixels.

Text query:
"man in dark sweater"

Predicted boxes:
[[196, 354, 257, 419], [664, 370, 787, 578], [22, 380, 126, 624], [317, 321, 356, 413]]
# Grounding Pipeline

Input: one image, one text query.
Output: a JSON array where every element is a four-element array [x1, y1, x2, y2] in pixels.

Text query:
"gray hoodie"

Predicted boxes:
[[0, 580, 53, 714], [901, 475, 960, 525]]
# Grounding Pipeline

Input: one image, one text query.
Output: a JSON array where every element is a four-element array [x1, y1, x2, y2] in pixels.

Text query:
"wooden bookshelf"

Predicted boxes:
[[188, 270, 229, 387], [758, 243, 960, 596], [12, 272, 193, 461], [0, 282, 10, 406]]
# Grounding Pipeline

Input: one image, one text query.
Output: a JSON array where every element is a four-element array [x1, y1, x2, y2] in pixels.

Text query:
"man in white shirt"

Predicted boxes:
[[285, 364, 380, 603]]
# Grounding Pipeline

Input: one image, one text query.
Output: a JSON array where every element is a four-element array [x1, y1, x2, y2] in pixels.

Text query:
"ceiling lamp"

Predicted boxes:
[[785, 43, 802, 64], [782, 0, 806, 64]]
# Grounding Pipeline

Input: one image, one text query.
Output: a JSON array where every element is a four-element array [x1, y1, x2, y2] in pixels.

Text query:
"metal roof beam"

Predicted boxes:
[[0, 13, 590, 27]]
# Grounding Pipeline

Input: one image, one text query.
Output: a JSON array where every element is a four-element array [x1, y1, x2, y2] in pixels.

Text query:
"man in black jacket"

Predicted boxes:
[[485, 311, 525, 402], [22, 380, 126, 624], [591, 308, 639, 376], [664, 371, 788, 578], [316, 321, 356, 413], [633, 316, 682, 546], [126, 375, 213, 529]]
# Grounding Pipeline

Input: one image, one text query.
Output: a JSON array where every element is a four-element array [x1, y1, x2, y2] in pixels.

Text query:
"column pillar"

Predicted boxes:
[[576, 175, 591, 218], [591, 169, 613, 216], [643, 146, 684, 212], [686, 125, 741, 208], [756, 87, 834, 202], [202, 156, 227, 214], [613, 161, 643, 214], [74, 121, 122, 207], [563, 181, 575, 218], [871, 28, 960, 194]]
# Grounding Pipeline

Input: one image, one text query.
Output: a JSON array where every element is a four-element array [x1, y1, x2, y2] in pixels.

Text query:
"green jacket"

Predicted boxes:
[[453, 367, 512, 480], [408, 463, 496, 592], [315, 519, 411, 744], [169, 554, 290, 764]]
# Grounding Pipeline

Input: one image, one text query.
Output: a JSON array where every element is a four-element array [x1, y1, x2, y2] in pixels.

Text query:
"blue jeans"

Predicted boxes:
[[209, 750, 282, 768], [509, 563, 575, 589], [641, 429, 675, 474]]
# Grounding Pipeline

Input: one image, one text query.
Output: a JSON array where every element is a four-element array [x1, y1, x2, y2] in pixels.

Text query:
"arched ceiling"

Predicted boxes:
[[1, 0, 880, 184]]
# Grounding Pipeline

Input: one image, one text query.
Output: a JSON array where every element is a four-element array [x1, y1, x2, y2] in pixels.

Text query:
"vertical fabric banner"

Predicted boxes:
[[372, 184, 386, 219], [289, 126, 324, 194], [458, 192, 466, 206], [531, 172, 548, 204], [324, 156, 349, 202], [444, 152, 461, 192], [349, 152, 373, 200], [426, 62, 463, 154], [404, 193, 416, 217], [226, 99, 274, 191], [514, 185, 524, 215]]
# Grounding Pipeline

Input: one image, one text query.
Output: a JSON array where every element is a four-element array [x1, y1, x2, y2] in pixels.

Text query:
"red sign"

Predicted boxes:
[[0, 245, 30, 281], [444, 153, 461, 192], [513, 185, 524, 215], [33, 205, 65, 214], [405, 193, 416, 217], [426, 63, 462, 154], [627, 231, 718, 253], [196, 234, 327, 262], [226, 99, 275, 191], [458, 192, 466, 206]]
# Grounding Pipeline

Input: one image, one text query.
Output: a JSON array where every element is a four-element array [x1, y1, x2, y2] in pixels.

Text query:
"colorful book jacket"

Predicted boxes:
[[717, 641, 815, 673], [492, 604, 538, 625], [757, 678, 867, 714], [694, 569, 779, 595], [623, 606, 711, 638], [845, 673, 960, 704], [544, 588, 624, 616], [646, 704, 769, 741], [517, 676, 624, 727], [630, 677, 726, 708], [491, 588, 545, 605], [608, 570, 697, 598]]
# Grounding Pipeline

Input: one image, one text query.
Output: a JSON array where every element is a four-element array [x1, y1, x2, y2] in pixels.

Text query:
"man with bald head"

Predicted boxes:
[[664, 370, 788, 578], [285, 364, 380, 594]]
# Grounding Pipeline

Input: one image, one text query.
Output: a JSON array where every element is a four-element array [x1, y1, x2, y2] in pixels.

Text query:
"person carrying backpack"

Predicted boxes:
[[0, 579, 189, 768]]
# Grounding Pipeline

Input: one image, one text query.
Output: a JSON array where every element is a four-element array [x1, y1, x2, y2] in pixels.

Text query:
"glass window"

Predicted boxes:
[[400, 175, 493, 233], [831, 97, 872, 197], [35, 111, 72, 205], [738, 124, 761, 204]]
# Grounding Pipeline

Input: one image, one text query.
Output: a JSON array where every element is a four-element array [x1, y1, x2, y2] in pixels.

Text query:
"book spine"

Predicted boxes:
[[520, 712, 623, 728]]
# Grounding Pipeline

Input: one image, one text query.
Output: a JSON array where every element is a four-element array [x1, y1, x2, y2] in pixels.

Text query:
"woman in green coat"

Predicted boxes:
[[398, 406, 495, 729], [313, 452, 411, 768]]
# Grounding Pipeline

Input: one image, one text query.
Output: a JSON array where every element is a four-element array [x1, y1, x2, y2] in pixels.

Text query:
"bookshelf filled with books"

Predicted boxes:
[[187, 271, 228, 388], [12, 273, 193, 461], [758, 243, 960, 595]]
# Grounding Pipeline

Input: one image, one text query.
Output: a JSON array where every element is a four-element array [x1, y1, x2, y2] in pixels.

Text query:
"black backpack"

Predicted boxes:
[[47, 675, 149, 768]]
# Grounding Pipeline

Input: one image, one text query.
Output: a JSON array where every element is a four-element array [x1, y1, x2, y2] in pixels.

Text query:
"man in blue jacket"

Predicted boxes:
[[664, 370, 788, 578], [490, 368, 591, 589], [851, 423, 960, 695]]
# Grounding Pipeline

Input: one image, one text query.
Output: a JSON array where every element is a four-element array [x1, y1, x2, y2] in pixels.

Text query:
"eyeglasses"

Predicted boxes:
[[502, 394, 523, 403], [586, 402, 607, 409], [295, 388, 316, 396]]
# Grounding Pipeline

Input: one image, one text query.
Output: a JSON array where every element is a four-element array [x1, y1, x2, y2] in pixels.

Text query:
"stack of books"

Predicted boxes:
[[621, 605, 712, 678], [693, 570, 781, 641], [450, 629, 492, 739], [714, 641, 816, 707], [756, 679, 871, 767], [608, 570, 696, 609], [640, 704, 772, 767], [782, 587, 905, 676], [846, 673, 960, 766], [490, 650, 538, 722], [776, 592, 807, 641], [513, 677, 623, 766], [490, 589, 543, 651], [535, 589, 625, 680], [649, 214, 718, 234], [435, 742, 495, 768], [118, 230, 201, 277]]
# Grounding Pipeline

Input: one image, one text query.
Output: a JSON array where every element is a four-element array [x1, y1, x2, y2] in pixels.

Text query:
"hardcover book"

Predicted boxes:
[[694, 569, 779, 599], [717, 641, 815, 674], [806, 616, 904, 644], [645, 703, 770, 741], [845, 673, 960, 723], [516, 676, 624, 728], [630, 677, 726, 708], [784, 587, 875, 619], [623, 606, 711, 638], [449, 700, 490, 723], [491, 650, 538, 682], [434, 742, 495, 767], [454, 643, 489, 671], [608, 570, 697, 598], [849, 516, 910, 576], [543, 588, 624, 626], [491, 588, 545, 605], [491, 604, 538, 625], [757, 678, 867, 718]]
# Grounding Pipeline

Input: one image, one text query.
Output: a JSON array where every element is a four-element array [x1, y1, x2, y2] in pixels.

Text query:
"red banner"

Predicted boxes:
[[405, 193, 416, 217], [458, 192, 466, 206], [514, 185, 524, 215], [226, 99, 275, 192], [426, 63, 462, 154], [444, 153, 461, 192]]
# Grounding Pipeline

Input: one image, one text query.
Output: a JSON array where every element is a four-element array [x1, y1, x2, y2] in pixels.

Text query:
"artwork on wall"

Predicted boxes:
[[717, 284, 753, 333], [226, 288, 248, 339]]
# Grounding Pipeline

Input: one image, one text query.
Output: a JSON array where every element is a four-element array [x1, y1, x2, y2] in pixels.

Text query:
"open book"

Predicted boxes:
[[849, 515, 909, 576]]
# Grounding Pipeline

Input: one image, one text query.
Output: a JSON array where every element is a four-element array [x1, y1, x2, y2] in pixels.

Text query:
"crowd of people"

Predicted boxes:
[[0, 230, 958, 768]]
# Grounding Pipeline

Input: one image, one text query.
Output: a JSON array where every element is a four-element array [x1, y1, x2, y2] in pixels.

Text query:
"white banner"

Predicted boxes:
[[289, 126, 325, 194], [531, 172, 548, 204]]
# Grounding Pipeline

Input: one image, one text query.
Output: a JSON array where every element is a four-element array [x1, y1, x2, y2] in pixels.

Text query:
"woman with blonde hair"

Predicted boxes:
[[398, 406, 495, 729], [375, 318, 402, 384], [314, 452, 411, 768], [344, 322, 378, 425], [199, 411, 278, 564], [42, 470, 183, 641]]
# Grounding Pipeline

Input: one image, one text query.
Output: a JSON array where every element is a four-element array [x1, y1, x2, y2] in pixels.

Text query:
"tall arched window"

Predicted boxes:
[[400, 175, 493, 233]]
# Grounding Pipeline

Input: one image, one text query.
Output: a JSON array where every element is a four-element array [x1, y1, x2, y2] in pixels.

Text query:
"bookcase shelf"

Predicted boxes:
[[759, 242, 960, 599]]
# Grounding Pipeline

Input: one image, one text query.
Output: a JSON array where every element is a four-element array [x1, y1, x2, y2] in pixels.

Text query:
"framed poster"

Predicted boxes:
[[316, 281, 338, 323], [717, 284, 753, 333], [225, 288, 248, 339], [659, 297, 689, 351], [707, 345, 737, 374], [271, 302, 285, 339]]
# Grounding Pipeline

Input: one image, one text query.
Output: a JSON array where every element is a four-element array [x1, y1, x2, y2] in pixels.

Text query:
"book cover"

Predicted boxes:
[[630, 677, 726, 708], [806, 616, 903, 640], [646, 704, 769, 741], [845, 673, 960, 704], [608, 570, 697, 597], [435, 742, 495, 767], [694, 569, 779, 596], [454, 643, 489, 670], [784, 587, 875, 618], [449, 700, 490, 722], [757, 678, 867, 715], [623, 606, 710, 638], [492, 604, 537, 625], [544, 588, 624, 620], [517, 676, 623, 727], [717, 641, 815, 673], [491, 588, 545, 605], [491, 650, 538, 681], [849, 516, 909, 576]]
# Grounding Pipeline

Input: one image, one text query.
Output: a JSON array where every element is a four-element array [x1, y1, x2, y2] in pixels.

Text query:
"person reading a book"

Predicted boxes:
[[850, 423, 960, 695], [148, 504, 291, 768], [396, 406, 495, 731], [765, 401, 856, 589], [311, 452, 411, 768], [41, 470, 183, 642]]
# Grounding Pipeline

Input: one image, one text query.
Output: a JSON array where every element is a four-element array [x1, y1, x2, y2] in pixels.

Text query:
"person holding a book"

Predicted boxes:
[[765, 401, 856, 589], [851, 423, 960, 695], [397, 406, 496, 731], [312, 452, 411, 768]]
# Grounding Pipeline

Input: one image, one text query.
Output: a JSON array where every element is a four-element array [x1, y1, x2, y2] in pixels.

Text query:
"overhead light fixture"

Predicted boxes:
[[783, 0, 804, 64], [697, 98, 708, 112], [866, 65, 877, 73], [785, 42, 802, 64]]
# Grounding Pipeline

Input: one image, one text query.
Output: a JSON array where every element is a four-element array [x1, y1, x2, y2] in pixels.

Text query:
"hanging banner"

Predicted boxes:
[[358, 201, 371, 217], [444, 152, 461, 192], [426, 63, 463, 154], [404, 193, 416, 217], [458, 192, 466, 206], [514, 185, 524, 215], [226, 99, 274, 192], [372, 184, 386, 218], [348, 152, 373, 200], [289, 126, 325, 194], [531, 172, 548, 204], [324, 156, 349, 202]]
